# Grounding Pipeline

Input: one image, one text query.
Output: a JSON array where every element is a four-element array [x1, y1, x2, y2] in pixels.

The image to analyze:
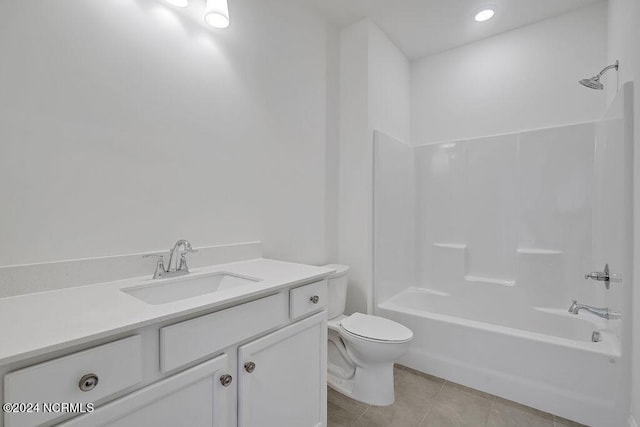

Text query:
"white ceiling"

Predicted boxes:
[[302, 0, 603, 60]]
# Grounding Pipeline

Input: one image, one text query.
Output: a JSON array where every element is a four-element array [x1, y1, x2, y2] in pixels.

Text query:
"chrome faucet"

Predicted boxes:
[[143, 239, 197, 279], [568, 300, 619, 320], [168, 239, 195, 273]]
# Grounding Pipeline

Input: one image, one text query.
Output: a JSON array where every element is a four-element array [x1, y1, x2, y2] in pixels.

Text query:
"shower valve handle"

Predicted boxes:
[[584, 264, 610, 289], [584, 272, 608, 280]]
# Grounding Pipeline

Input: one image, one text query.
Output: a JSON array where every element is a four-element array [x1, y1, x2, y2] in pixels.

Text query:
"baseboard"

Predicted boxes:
[[629, 415, 638, 427]]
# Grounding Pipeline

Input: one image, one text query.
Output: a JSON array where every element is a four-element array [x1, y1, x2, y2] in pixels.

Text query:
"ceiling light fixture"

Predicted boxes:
[[474, 8, 495, 22], [165, 0, 189, 8], [205, 0, 230, 28]]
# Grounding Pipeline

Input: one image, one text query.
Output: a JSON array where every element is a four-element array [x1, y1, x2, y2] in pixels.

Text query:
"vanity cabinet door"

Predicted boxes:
[[238, 311, 327, 427], [60, 354, 230, 427]]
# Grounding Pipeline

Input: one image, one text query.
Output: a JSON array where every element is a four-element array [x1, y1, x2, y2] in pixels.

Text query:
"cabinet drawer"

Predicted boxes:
[[4, 335, 142, 427], [160, 293, 287, 373], [289, 280, 327, 321]]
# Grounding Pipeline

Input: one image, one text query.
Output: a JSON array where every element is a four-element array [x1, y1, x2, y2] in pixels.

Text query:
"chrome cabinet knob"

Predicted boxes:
[[78, 373, 99, 392], [310, 295, 320, 304], [220, 374, 233, 387], [244, 362, 256, 373]]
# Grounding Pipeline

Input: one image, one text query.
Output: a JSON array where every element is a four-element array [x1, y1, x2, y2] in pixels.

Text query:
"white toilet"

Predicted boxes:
[[324, 264, 413, 406]]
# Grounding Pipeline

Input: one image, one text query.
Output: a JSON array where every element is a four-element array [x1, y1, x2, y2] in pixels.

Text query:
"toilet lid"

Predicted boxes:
[[340, 313, 413, 342]]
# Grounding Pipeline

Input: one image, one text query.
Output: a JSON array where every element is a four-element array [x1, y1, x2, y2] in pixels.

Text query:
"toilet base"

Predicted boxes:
[[353, 363, 395, 406], [327, 371, 355, 399], [328, 363, 395, 406]]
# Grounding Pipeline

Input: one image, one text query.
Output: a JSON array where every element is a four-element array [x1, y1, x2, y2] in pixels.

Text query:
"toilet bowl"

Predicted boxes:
[[324, 265, 413, 406]]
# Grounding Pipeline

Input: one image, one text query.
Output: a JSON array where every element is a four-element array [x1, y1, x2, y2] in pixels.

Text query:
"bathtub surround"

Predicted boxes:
[[372, 132, 415, 305], [373, 122, 604, 309], [414, 123, 597, 307], [372, 84, 634, 426], [0, 0, 338, 269]]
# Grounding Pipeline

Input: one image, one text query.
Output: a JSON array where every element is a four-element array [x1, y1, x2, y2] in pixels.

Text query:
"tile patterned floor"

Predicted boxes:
[[328, 365, 586, 427]]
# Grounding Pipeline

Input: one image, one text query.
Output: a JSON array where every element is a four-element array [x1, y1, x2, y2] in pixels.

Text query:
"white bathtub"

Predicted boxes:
[[377, 287, 625, 427]]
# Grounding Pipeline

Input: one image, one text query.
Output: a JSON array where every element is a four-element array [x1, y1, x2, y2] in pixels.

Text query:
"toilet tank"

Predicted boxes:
[[322, 264, 350, 319]]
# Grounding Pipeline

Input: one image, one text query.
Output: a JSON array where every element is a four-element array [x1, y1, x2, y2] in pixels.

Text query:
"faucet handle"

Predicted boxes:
[[143, 253, 167, 279], [177, 249, 197, 272], [143, 253, 164, 259]]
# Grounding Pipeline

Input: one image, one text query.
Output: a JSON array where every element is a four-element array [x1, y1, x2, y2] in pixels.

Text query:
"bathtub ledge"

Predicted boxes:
[[517, 248, 564, 255], [464, 275, 515, 286]]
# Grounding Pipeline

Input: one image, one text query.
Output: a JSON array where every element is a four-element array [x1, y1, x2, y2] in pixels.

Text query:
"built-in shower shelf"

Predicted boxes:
[[517, 248, 563, 255], [433, 243, 467, 250], [464, 275, 515, 287]]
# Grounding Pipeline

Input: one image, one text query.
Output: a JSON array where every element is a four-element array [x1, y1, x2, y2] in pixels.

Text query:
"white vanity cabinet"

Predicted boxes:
[[1, 279, 328, 427]]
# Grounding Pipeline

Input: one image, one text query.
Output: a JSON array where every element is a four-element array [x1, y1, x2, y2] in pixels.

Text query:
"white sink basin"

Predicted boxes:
[[122, 272, 261, 305]]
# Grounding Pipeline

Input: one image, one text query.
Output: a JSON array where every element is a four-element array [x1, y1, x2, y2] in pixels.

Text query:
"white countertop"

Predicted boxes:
[[0, 258, 334, 366]]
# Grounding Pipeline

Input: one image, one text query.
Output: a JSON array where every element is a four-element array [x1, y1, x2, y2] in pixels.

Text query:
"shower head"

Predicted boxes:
[[579, 76, 604, 90], [579, 60, 619, 90]]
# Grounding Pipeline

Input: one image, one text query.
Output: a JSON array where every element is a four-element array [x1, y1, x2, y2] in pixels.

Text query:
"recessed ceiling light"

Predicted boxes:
[[474, 8, 495, 22], [165, 0, 188, 8]]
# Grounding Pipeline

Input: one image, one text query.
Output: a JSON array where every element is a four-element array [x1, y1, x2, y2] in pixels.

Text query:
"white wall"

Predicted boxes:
[[368, 25, 411, 144], [0, 0, 336, 268], [338, 20, 370, 315], [411, 2, 607, 144], [324, 26, 341, 263], [338, 20, 410, 314], [607, 0, 640, 424]]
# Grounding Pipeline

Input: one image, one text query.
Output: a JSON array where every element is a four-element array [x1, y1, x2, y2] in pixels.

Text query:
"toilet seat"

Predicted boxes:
[[339, 313, 413, 343]]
